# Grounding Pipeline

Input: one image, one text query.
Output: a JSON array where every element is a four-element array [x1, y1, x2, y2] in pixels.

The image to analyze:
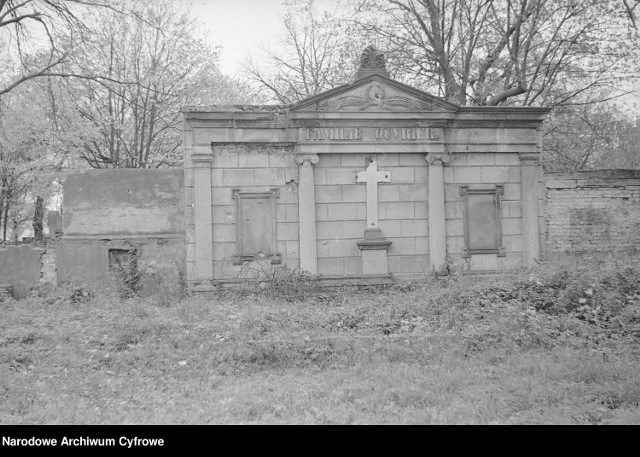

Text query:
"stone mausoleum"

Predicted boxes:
[[182, 47, 549, 291]]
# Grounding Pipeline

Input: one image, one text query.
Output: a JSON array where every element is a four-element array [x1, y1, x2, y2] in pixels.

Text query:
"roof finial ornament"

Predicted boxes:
[[354, 45, 390, 81]]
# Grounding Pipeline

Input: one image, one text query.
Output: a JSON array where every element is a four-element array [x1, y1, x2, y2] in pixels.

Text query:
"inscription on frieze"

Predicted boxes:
[[300, 127, 441, 142]]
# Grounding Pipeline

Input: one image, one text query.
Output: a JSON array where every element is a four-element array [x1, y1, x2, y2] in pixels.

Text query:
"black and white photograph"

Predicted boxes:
[[1, 0, 640, 428]]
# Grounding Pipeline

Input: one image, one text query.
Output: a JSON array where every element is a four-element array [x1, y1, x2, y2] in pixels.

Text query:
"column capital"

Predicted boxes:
[[192, 153, 213, 167], [295, 154, 319, 165], [519, 152, 540, 164], [425, 153, 451, 165]]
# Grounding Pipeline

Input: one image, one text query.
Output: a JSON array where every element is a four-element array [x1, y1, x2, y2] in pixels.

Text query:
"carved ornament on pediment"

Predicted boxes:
[[317, 82, 433, 112]]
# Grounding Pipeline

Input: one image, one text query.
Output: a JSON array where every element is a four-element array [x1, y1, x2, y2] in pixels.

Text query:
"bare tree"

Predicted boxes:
[[51, 1, 253, 169], [244, 0, 365, 104], [0, 0, 128, 97], [354, 0, 639, 107]]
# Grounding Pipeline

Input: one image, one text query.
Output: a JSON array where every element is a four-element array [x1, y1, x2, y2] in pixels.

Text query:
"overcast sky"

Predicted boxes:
[[190, 0, 288, 76]]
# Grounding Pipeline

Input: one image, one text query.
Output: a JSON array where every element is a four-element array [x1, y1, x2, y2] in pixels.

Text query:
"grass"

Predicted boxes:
[[1, 253, 640, 424]]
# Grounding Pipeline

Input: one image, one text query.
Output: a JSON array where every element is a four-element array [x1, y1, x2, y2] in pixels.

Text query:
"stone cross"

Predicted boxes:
[[356, 156, 390, 229]]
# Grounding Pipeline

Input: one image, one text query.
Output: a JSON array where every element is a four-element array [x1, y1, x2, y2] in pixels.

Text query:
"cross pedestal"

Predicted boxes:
[[355, 156, 392, 275]]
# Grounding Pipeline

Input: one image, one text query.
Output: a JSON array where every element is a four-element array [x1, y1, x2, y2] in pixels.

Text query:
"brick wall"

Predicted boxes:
[[545, 170, 640, 253]]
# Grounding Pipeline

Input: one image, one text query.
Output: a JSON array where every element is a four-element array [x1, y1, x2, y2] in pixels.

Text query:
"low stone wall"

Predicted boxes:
[[58, 168, 186, 297], [545, 170, 640, 254], [0, 244, 46, 298]]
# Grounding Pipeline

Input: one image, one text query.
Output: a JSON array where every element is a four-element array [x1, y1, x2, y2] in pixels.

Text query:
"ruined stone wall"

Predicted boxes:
[[59, 169, 185, 296], [0, 245, 45, 298], [545, 170, 640, 254]]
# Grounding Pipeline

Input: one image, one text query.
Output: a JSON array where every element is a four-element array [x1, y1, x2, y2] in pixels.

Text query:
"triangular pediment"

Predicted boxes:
[[291, 75, 459, 113]]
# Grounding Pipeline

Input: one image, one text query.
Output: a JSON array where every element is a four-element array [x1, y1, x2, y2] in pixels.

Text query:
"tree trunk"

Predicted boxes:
[[2, 203, 8, 243], [33, 196, 44, 243]]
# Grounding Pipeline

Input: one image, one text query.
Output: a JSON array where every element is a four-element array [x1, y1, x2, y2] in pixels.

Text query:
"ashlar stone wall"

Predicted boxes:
[[314, 153, 429, 276]]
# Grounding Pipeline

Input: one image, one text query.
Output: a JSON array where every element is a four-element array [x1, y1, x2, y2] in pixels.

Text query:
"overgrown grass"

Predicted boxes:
[[1, 253, 640, 424]]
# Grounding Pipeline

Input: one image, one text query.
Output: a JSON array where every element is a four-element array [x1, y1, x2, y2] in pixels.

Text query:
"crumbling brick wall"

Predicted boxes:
[[545, 170, 640, 254]]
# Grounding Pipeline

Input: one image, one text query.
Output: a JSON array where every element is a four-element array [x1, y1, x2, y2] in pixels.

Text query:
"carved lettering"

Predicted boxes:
[[301, 127, 440, 142]]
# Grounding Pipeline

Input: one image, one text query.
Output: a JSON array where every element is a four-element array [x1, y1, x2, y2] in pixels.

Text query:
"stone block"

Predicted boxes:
[[443, 167, 454, 183], [239, 150, 269, 168], [317, 154, 341, 167], [502, 218, 523, 235], [389, 237, 416, 255], [498, 252, 523, 269], [454, 167, 481, 183], [328, 239, 359, 257], [316, 186, 342, 203], [318, 257, 344, 275], [401, 255, 429, 273], [269, 151, 295, 168], [212, 206, 235, 225], [508, 166, 521, 183], [212, 188, 232, 205], [213, 224, 235, 243], [344, 257, 361, 276], [285, 240, 299, 259], [223, 169, 254, 187], [379, 185, 400, 202], [361, 249, 389, 275], [445, 201, 464, 219], [445, 219, 464, 237], [494, 153, 521, 165], [503, 235, 524, 252], [383, 202, 415, 220], [465, 153, 496, 166], [503, 201, 522, 218], [211, 169, 224, 187], [446, 236, 465, 254], [400, 183, 427, 202], [415, 202, 428, 219], [378, 154, 400, 166], [415, 167, 428, 183], [401, 219, 428, 237], [317, 240, 330, 258], [328, 203, 359, 221], [315, 204, 328, 221], [379, 220, 402, 236], [214, 150, 239, 168], [390, 167, 415, 183], [341, 154, 366, 167], [284, 204, 299, 222], [481, 166, 510, 183], [277, 222, 299, 241], [341, 185, 366, 202], [415, 237, 429, 255], [317, 221, 344, 240], [255, 168, 285, 186], [279, 185, 298, 204], [503, 183, 522, 201], [469, 254, 498, 270], [343, 220, 367, 239]]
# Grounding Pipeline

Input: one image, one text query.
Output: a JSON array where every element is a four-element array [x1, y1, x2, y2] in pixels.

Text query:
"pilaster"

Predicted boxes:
[[192, 154, 213, 281], [295, 154, 319, 274], [426, 152, 450, 273], [520, 152, 541, 265]]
